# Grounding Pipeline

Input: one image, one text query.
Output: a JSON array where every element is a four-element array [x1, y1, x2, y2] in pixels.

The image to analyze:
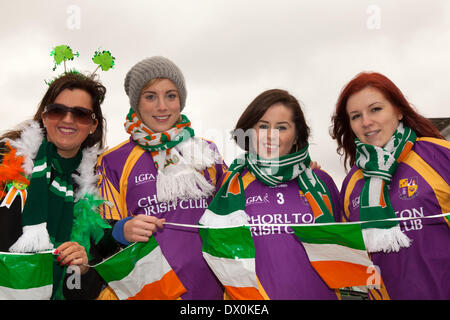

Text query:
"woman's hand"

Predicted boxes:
[[123, 215, 165, 243], [55, 241, 89, 274]]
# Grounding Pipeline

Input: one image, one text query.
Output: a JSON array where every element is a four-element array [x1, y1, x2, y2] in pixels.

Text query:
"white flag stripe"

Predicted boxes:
[[107, 245, 172, 300], [302, 243, 372, 267], [198, 209, 249, 228], [202, 252, 258, 288], [0, 284, 52, 300]]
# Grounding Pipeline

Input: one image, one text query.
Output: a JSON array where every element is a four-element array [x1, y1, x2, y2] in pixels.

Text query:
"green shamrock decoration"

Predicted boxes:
[[45, 45, 116, 86], [50, 45, 79, 72], [92, 50, 115, 73]]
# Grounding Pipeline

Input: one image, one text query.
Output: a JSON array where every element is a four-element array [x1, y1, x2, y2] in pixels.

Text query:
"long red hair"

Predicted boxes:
[[331, 72, 443, 170]]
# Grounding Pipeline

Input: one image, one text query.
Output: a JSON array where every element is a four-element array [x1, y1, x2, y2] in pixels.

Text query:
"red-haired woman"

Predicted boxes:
[[331, 72, 449, 300]]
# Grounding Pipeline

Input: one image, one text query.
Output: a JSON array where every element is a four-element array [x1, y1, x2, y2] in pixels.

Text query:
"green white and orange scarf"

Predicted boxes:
[[355, 122, 416, 252], [124, 108, 217, 203], [199, 144, 336, 299]]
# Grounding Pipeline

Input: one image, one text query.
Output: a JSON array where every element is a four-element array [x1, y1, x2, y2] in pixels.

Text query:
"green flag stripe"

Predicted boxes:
[[291, 224, 366, 251], [94, 238, 158, 282], [0, 252, 53, 289], [199, 226, 255, 259]]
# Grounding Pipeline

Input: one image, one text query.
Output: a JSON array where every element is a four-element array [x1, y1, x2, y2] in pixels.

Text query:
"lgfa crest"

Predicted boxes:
[[399, 177, 418, 200]]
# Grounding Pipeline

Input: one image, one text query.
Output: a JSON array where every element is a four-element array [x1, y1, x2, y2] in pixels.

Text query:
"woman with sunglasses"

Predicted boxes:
[[96, 56, 227, 299], [0, 72, 119, 299], [331, 72, 450, 299]]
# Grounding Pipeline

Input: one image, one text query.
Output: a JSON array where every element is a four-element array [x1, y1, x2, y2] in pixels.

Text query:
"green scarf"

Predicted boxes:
[[10, 138, 82, 252], [355, 122, 416, 252], [9, 138, 82, 299], [205, 143, 335, 222], [245, 145, 335, 222]]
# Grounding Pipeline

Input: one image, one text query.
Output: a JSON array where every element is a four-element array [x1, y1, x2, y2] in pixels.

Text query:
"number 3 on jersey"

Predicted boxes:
[[276, 192, 284, 205]]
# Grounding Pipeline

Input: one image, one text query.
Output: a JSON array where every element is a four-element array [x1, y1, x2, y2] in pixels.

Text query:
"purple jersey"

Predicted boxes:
[[236, 167, 341, 299], [97, 138, 227, 299], [340, 138, 450, 299]]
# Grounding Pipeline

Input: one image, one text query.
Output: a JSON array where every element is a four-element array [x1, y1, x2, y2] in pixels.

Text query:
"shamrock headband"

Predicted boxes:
[[45, 44, 116, 86]]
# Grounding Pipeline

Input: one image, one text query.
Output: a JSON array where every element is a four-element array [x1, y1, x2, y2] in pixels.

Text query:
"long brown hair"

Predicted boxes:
[[1, 73, 107, 149], [233, 89, 310, 153], [331, 72, 443, 170]]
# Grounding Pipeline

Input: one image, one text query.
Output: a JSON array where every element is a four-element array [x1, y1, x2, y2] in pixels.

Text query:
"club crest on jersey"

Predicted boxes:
[[398, 176, 418, 200], [352, 196, 360, 209]]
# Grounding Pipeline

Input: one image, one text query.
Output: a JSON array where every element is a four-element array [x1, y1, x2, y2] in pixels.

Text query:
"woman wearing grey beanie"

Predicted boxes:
[[95, 56, 227, 299]]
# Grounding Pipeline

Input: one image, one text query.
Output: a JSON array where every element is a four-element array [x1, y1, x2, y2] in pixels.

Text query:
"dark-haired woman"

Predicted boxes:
[[331, 72, 450, 299], [200, 89, 342, 299], [0, 73, 118, 299]]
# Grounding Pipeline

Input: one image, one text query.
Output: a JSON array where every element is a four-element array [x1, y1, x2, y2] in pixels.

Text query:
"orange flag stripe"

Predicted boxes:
[[224, 286, 265, 300], [128, 270, 187, 300], [311, 260, 382, 289]]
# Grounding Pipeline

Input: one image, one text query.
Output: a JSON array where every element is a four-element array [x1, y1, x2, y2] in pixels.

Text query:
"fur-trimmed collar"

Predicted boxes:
[[6, 120, 102, 201]]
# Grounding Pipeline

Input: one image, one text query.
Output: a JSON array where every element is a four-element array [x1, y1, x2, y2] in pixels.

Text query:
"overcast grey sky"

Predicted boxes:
[[1, 0, 449, 187]]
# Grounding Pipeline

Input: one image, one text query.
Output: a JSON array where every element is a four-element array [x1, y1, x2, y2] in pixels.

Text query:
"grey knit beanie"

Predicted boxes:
[[124, 56, 187, 111]]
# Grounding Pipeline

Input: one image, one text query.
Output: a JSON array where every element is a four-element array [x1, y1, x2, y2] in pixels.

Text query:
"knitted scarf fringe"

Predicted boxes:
[[9, 223, 53, 253], [363, 226, 412, 253], [155, 137, 217, 203]]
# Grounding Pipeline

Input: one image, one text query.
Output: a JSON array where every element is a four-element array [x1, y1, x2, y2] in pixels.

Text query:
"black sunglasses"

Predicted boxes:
[[43, 103, 96, 125]]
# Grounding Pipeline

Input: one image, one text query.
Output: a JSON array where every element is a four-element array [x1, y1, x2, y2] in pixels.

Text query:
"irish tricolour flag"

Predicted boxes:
[[198, 169, 265, 300], [291, 223, 375, 288], [200, 221, 376, 298], [199, 167, 376, 299], [199, 224, 264, 300], [199, 212, 376, 299], [0, 251, 53, 300], [94, 237, 186, 300]]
